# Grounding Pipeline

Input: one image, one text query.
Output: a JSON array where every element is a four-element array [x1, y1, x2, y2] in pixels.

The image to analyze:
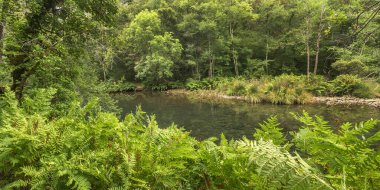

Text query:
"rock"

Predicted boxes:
[[313, 96, 380, 108]]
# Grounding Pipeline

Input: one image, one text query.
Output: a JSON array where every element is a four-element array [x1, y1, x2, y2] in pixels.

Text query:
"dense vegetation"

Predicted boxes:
[[0, 0, 379, 189], [0, 89, 379, 189], [184, 74, 380, 104], [1, 0, 380, 100]]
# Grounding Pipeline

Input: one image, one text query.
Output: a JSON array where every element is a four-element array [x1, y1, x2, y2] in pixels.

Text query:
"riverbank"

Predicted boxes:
[[312, 96, 380, 108], [165, 89, 380, 108]]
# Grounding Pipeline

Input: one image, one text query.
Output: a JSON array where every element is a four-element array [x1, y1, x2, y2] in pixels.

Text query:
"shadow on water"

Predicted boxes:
[[113, 92, 380, 140]]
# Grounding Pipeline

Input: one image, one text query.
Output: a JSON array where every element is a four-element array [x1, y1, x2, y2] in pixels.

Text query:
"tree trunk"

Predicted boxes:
[[305, 18, 311, 80], [314, 4, 326, 75], [11, 66, 27, 100], [233, 53, 238, 76], [230, 23, 238, 76], [265, 42, 269, 74], [314, 33, 321, 75], [306, 41, 310, 79], [9, 0, 54, 100], [0, 0, 10, 65], [208, 38, 213, 78]]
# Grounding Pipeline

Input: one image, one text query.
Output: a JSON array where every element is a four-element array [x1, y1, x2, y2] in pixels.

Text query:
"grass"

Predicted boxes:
[[184, 74, 380, 104]]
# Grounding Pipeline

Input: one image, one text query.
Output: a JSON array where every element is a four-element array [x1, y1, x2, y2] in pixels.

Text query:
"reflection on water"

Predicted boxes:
[[113, 93, 380, 140]]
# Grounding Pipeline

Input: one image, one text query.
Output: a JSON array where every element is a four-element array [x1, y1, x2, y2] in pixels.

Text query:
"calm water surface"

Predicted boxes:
[[113, 93, 380, 140]]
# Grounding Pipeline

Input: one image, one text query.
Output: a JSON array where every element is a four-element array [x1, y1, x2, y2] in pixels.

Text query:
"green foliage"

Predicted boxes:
[[134, 33, 183, 85], [245, 81, 264, 103], [0, 89, 23, 127], [265, 75, 312, 104], [22, 88, 57, 117], [121, 10, 182, 86], [185, 78, 219, 91], [226, 79, 246, 96], [305, 75, 332, 96], [103, 80, 136, 93], [364, 79, 380, 98], [185, 79, 203, 91], [330, 74, 373, 98], [0, 90, 343, 190], [150, 83, 168, 91], [135, 54, 174, 85], [253, 116, 286, 145], [0, 64, 12, 88], [292, 112, 380, 189], [167, 81, 185, 89], [215, 75, 313, 104], [1, 1, 380, 189], [331, 60, 367, 76]]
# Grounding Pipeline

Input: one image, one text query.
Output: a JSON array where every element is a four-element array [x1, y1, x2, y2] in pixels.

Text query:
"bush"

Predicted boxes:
[[331, 59, 367, 76], [265, 75, 312, 104], [363, 79, 380, 98], [352, 83, 372, 98], [306, 75, 331, 96], [185, 79, 203, 91], [185, 78, 219, 91], [226, 79, 247, 96], [167, 81, 185, 89], [150, 83, 168, 91], [330, 74, 373, 98], [245, 81, 264, 103]]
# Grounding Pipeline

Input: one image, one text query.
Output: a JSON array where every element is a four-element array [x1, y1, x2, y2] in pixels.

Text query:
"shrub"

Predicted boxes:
[[265, 75, 312, 104], [306, 75, 331, 96], [330, 74, 373, 97], [245, 81, 264, 103], [185, 78, 219, 91], [150, 83, 168, 91], [185, 79, 203, 91], [363, 79, 380, 98], [167, 81, 185, 89], [226, 79, 247, 96], [331, 59, 367, 76], [352, 83, 372, 98]]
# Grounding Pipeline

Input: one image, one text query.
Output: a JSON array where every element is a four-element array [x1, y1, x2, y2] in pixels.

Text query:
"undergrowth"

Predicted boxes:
[[184, 74, 379, 104], [0, 89, 379, 189]]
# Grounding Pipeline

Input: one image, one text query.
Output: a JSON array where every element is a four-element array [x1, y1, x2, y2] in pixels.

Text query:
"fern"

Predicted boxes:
[[253, 116, 286, 145], [238, 139, 333, 190], [292, 112, 380, 189], [1, 90, 378, 189]]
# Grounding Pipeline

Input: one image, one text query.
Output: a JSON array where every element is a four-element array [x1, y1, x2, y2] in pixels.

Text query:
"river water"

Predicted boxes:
[[113, 93, 380, 140]]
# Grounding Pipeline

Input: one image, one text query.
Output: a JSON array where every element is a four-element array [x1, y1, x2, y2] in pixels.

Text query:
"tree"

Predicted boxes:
[[121, 10, 182, 85], [3, 0, 118, 100], [313, 3, 327, 75], [135, 33, 182, 85]]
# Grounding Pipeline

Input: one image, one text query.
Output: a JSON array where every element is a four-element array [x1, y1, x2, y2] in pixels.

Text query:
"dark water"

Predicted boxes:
[[113, 93, 380, 140]]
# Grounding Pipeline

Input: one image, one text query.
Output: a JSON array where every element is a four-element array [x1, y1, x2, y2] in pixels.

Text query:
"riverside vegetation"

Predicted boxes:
[[0, 0, 380, 189], [184, 74, 380, 105], [0, 89, 379, 189]]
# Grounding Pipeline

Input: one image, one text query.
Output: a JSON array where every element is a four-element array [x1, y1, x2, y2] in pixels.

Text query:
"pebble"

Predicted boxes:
[[313, 97, 380, 108]]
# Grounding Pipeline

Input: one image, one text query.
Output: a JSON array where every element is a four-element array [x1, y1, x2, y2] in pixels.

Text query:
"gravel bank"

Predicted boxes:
[[312, 97, 380, 108]]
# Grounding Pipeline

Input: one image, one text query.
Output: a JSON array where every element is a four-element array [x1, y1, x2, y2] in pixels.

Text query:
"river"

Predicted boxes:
[[113, 93, 380, 140]]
